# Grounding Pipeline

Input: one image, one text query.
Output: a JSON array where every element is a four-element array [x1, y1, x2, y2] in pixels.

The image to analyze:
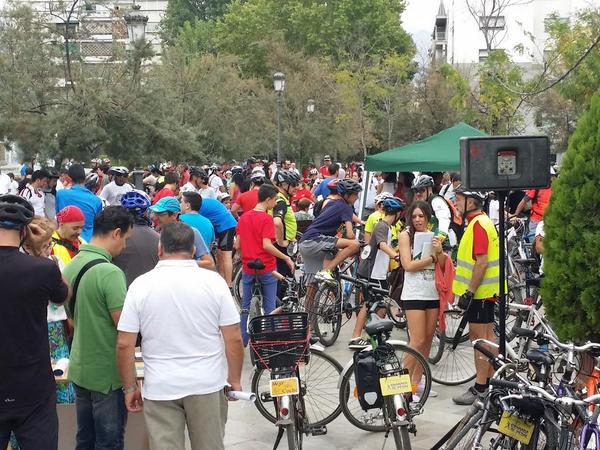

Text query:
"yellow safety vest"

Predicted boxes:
[[453, 213, 501, 299], [51, 231, 86, 266]]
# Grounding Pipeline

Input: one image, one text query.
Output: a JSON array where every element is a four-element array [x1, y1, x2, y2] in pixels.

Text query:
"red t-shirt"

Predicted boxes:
[[153, 187, 175, 204], [526, 188, 552, 222], [236, 209, 276, 274], [319, 165, 330, 177], [179, 170, 190, 187], [467, 212, 489, 261], [291, 188, 313, 212], [235, 189, 259, 214]]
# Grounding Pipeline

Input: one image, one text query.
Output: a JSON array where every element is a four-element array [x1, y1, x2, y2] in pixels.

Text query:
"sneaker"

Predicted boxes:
[[452, 386, 484, 405], [416, 381, 438, 398], [348, 337, 370, 349], [315, 269, 335, 283]]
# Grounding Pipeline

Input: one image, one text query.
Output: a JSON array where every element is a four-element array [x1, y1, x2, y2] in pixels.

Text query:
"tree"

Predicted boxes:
[[161, 0, 231, 43], [541, 89, 600, 341]]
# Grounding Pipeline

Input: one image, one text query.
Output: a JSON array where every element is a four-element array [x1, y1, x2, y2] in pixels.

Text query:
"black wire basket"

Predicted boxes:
[[374, 342, 402, 375], [249, 313, 310, 370]]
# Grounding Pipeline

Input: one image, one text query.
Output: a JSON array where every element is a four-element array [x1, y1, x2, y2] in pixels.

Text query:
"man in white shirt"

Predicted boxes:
[[209, 167, 225, 194], [180, 167, 203, 194], [19, 169, 49, 216], [100, 167, 133, 205], [0, 171, 11, 195], [116, 222, 243, 450]]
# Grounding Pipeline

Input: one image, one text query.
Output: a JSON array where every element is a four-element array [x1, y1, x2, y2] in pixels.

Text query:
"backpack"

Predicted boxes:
[[353, 350, 384, 411]]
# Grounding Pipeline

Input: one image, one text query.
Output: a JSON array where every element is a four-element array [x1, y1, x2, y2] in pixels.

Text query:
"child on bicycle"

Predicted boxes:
[[349, 197, 405, 349], [235, 184, 294, 346], [298, 179, 362, 318]]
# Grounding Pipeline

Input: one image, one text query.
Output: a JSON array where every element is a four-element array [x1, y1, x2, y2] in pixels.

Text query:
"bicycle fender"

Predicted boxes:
[[310, 343, 325, 352], [386, 339, 409, 347]]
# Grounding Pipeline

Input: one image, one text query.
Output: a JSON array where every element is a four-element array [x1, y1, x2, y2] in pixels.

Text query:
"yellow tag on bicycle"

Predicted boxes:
[[269, 377, 300, 397], [497, 411, 534, 445], [379, 374, 412, 396]]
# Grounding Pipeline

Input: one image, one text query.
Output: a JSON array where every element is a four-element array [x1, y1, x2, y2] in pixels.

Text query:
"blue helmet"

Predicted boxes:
[[382, 197, 405, 213], [336, 179, 362, 195], [121, 190, 151, 214]]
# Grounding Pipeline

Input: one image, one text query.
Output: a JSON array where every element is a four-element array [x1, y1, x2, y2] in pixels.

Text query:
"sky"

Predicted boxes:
[[401, 0, 442, 59]]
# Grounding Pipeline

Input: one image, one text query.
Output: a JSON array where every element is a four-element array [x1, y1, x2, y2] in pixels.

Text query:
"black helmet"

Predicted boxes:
[[0, 195, 35, 229], [274, 170, 298, 186], [337, 179, 362, 195], [454, 187, 487, 203], [411, 175, 434, 191], [189, 166, 208, 182]]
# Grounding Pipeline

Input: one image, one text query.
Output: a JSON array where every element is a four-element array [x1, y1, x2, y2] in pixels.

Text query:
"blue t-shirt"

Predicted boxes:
[[180, 213, 216, 247], [56, 185, 103, 242], [191, 228, 209, 260], [199, 198, 237, 233], [314, 177, 336, 199], [300, 199, 354, 242]]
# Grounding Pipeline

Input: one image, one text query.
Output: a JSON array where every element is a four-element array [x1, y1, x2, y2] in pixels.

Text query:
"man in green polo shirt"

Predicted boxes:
[[63, 206, 133, 450]]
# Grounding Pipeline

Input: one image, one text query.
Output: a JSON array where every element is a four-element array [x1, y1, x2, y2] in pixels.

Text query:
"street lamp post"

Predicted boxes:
[[273, 72, 285, 163]]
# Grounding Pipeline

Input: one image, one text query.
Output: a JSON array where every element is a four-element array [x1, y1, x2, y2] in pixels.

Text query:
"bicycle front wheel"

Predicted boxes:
[[430, 310, 476, 386], [251, 348, 342, 427], [313, 282, 342, 347], [339, 344, 431, 432]]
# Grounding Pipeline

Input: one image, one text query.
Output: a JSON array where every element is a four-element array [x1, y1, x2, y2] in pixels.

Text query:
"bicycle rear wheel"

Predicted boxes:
[[251, 349, 342, 427], [386, 297, 407, 329], [232, 265, 243, 309], [313, 282, 342, 347], [339, 344, 431, 432], [385, 397, 411, 450], [430, 310, 476, 386], [285, 401, 301, 450]]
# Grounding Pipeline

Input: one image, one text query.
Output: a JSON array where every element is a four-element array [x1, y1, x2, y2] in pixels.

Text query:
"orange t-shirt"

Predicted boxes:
[[526, 188, 552, 222]]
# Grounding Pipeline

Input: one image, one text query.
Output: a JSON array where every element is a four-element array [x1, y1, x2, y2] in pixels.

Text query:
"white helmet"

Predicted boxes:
[[374, 192, 393, 204]]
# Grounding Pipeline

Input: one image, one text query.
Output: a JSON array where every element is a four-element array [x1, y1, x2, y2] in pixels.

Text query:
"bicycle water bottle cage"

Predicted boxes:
[[248, 259, 265, 270]]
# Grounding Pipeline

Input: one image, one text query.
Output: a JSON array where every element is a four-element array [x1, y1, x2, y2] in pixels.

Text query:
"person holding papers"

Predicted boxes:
[[398, 201, 446, 400]]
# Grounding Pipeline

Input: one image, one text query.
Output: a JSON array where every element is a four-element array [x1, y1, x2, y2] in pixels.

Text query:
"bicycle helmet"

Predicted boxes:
[[382, 197, 405, 213], [189, 166, 204, 177], [46, 168, 60, 179], [231, 166, 243, 176], [274, 170, 297, 186], [0, 194, 34, 229], [121, 190, 151, 213], [309, 168, 318, 176], [84, 172, 99, 191], [374, 191, 393, 204], [454, 187, 487, 203], [288, 171, 301, 185], [411, 174, 434, 191], [109, 166, 129, 176], [251, 169, 266, 183], [218, 192, 231, 202], [337, 179, 362, 195]]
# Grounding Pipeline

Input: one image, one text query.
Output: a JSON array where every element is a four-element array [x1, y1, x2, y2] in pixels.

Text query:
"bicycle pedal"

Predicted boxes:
[[308, 425, 327, 436]]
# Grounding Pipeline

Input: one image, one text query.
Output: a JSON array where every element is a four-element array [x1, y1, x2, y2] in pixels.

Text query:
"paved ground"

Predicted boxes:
[[224, 320, 473, 449]]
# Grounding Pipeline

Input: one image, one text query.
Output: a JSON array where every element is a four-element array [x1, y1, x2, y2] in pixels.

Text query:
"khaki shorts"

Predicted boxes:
[[144, 390, 228, 450]]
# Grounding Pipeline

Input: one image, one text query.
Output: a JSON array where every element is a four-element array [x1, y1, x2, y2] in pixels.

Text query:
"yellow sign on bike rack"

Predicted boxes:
[[270, 377, 300, 397], [379, 374, 412, 396], [497, 411, 534, 445]]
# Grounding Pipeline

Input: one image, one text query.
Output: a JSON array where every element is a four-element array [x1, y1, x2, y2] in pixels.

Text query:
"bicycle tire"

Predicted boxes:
[[428, 329, 445, 365], [430, 310, 476, 386], [339, 344, 431, 432], [386, 297, 407, 329], [444, 408, 484, 449], [251, 349, 343, 427], [313, 282, 342, 347], [232, 265, 243, 309], [285, 400, 301, 450], [384, 397, 410, 450]]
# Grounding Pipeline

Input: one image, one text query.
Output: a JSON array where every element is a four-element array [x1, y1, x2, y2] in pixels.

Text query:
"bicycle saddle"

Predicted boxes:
[[526, 349, 554, 366], [365, 319, 394, 336], [248, 259, 266, 270]]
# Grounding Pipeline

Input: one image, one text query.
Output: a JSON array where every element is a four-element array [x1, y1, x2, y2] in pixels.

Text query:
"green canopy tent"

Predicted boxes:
[[364, 123, 487, 172]]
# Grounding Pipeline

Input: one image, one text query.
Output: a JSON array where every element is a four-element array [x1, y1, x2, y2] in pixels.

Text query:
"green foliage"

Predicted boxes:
[[542, 90, 600, 341], [161, 0, 230, 44]]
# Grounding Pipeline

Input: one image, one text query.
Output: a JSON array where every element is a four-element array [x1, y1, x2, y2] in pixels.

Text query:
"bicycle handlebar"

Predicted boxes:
[[490, 379, 600, 407], [511, 327, 600, 353]]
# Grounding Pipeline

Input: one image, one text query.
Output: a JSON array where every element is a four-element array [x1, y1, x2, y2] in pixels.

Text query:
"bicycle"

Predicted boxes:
[[249, 313, 342, 449], [338, 279, 432, 450]]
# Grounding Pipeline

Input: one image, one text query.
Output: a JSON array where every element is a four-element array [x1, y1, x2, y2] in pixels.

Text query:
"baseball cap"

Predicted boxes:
[[149, 197, 181, 214]]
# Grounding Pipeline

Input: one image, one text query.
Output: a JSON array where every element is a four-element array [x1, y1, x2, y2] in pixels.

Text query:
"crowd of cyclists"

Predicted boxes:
[[0, 153, 558, 450]]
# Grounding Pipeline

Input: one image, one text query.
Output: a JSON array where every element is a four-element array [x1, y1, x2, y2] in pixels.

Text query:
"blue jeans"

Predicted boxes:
[[74, 384, 127, 450], [241, 272, 278, 346]]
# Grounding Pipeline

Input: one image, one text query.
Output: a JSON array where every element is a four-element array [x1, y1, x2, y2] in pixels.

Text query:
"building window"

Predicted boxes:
[[478, 49, 489, 62], [479, 15, 506, 30]]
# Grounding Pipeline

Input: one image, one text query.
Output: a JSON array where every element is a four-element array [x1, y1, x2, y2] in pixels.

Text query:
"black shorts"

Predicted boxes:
[[466, 299, 495, 324], [216, 227, 236, 251], [402, 300, 440, 310]]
